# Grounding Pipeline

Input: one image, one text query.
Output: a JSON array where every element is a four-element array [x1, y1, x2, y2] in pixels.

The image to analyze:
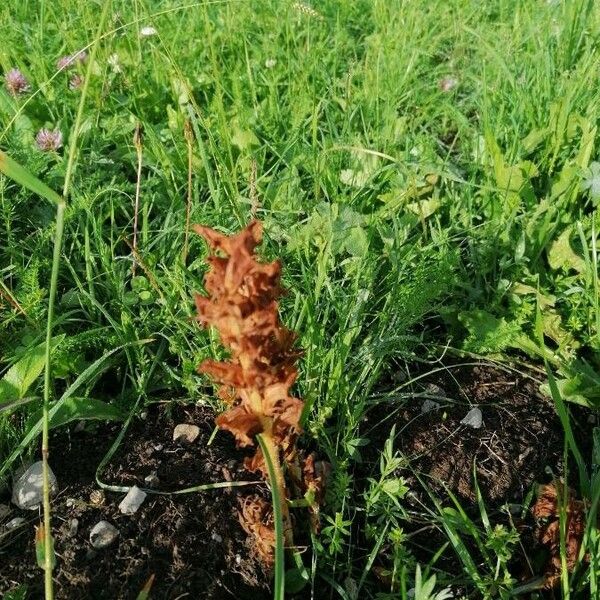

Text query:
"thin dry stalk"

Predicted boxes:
[[132, 122, 143, 276]]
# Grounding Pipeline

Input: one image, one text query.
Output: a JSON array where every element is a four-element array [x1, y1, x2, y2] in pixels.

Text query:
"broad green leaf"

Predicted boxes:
[[522, 127, 547, 153], [231, 123, 258, 151], [25, 397, 124, 432], [2, 586, 28, 600], [0, 337, 64, 405], [407, 198, 441, 219], [547, 227, 586, 273], [343, 226, 369, 257], [0, 340, 151, 483]]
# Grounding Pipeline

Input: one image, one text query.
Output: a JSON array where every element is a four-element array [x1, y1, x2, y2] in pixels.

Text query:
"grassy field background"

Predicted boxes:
[[1, 0, 600, 597]]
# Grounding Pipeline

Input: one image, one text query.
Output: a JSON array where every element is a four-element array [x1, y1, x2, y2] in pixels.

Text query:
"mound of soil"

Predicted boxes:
[[395, 362, 568, 502], [0, 404, 271, 600], [360, 360, 593, 593]]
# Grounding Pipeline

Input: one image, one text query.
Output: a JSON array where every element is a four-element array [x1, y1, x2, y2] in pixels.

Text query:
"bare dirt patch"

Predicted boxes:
[[0, 404, 271, 600]]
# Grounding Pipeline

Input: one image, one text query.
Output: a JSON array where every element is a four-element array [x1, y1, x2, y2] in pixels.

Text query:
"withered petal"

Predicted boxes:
[[216, 405, 263, 447]]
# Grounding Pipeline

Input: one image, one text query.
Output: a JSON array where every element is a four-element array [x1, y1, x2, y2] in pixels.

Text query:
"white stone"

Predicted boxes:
[[460, 407, 483, 429], [89, 521, 119, 549], [211, 531, 223, 543], [118, 486, 147, 515], [11, 461, 57, 510], [173, 424, 200, 444]]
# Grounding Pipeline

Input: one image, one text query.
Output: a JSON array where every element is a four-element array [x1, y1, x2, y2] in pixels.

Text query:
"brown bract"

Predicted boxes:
[[532, 482, 587, 589]]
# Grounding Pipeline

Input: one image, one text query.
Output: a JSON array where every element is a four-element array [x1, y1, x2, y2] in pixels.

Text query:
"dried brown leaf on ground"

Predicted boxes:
[[532, 482, 588, 589], [239, 495, 276, 566]]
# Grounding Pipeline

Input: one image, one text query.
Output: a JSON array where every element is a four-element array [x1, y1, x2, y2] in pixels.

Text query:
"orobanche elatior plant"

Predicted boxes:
[[192, 220, 323, 567]]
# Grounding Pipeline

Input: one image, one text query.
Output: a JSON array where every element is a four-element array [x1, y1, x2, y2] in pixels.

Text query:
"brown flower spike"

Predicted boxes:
[[194, 220, 303, 560]]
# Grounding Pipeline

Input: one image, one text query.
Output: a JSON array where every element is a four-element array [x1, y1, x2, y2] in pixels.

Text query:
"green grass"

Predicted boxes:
[[1, 0, 600, 597]]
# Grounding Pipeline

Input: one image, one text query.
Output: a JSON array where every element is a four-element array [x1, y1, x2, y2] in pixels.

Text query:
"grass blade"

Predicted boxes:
[[257, 434, 285, 600], [0, 151, 62, 205]]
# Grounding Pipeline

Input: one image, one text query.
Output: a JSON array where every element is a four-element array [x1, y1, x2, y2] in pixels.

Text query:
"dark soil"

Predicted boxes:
[[0, 404, 271, 600], [394, 362, 567, 502], [0, 362, 594, 598], [359, 360, 594, 594]]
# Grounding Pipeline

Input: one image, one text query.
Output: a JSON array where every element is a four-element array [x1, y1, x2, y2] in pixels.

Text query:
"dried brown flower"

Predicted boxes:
[[532, 482, 587, 588], [194, 220, 304, 563], [239, 495, 276, 566]]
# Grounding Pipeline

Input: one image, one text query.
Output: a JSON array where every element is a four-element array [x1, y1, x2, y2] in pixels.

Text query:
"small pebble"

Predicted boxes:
[[460, 407, 483, 429], [421, 399, 441, 414], [89, 521, 119, 549], [67, 518, 79, 538], [6, 517, 26, 529], [144, 473, 159, 488], [140, 410, 148, 420], [118, 485, 147, 515], [12, 461, 58, 510], [211, 532, 223, 543], [173, 424, 200, 445], [153, 443, 164, 452], [89, 489, 106, 506]]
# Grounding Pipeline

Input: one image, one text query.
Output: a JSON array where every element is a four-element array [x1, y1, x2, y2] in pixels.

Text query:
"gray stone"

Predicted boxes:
[[67, 518, 79, 538], [11, 461, 58, 510], [173, 424, 200, 445], [460, 407, 483, 429], [5, 517, 26, 530], [421, 399, 441, 414], [89, 521, 119, 549], [118, 486, 147, 515]]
